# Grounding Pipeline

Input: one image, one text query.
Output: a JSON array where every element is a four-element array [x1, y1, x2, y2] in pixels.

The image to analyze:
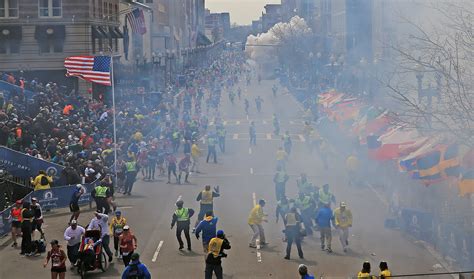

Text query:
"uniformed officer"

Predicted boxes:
[[295, 192, 314, 236], [194, 185, 220, 229], [206, 133, 218, 164], [273, 166, 289, 201], [92, 182, 110, 214], [284, 207, 304, 260], [216, 125, 227, 153], [124, 157, 139, 195], [171, 200, 195, 250]]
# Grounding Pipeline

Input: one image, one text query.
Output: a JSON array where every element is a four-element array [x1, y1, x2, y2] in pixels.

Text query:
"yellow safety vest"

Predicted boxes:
[[208, 237, 224, 258], [201, 190, 213, 205], [285, 212, 297, 226], [380, 270, 391, 278], [126, 161, 137, 172], [319, 189, 331, 204], [175, 208, 189, 221], [95, 185, 108, 198], [297, 196, 311, 210]]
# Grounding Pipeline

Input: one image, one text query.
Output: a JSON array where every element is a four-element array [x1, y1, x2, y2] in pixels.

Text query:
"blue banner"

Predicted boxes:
[[30, 181, 99, 211], [0, 80, 36, 100], [0, 192, 32, 237], [0, 146, 66, 185]]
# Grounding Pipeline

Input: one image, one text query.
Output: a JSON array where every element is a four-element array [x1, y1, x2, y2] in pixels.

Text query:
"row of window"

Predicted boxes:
[[0, 0, 61, 18], [0, 38, 118, 55], [92, 0, 119, 21]]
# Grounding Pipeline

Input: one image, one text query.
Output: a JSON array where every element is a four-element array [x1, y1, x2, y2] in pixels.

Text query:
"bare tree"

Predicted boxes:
[[383, 2, 474, 147]]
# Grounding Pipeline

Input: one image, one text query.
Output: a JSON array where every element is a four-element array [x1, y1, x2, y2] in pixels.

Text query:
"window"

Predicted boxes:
[[103, 1, 107, 18], [39, 0, 62, 17], [98, 0, 102, 17], [0, 0, 19, 18], [108, 3, 112, 20]]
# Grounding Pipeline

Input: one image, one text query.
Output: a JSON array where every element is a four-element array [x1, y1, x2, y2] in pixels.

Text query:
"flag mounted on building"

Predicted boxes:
[[126, 8, 147, 35], [64, 56, 112, 86]]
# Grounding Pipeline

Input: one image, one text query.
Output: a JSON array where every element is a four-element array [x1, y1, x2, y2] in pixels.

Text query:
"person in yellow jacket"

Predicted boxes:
[[248, 199, 267, 248], [379, 261, 391, 278], [31, 170, 53, 191], [358, 261, 375, 278], [334, 202, 352, 252], [110, 210, 127, 258], [346, 153, 359, 186], [191, 142, 201, 173]]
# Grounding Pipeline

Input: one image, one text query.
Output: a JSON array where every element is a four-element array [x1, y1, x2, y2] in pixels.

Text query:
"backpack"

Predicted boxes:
[[40, 175, 49, 186]]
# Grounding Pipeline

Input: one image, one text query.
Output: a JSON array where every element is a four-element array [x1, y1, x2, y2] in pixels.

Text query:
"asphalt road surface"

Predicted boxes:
[[0, 78, 447, 278]]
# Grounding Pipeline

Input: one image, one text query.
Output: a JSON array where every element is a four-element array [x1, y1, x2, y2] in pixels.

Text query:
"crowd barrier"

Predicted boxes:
[[0, 80, 36, 100], [0, 146, 66, 185]]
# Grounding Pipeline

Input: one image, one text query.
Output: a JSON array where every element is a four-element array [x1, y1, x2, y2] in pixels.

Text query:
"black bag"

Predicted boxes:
[[32, 239, 46, 254], [40, 175, 49, 186]]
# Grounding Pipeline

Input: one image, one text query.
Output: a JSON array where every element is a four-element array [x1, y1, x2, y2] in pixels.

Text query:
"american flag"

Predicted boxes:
[[64, 56, 112, 86], [127, 8, 147, 35]]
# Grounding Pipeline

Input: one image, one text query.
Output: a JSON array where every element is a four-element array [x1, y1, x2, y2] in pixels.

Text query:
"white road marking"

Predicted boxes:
[[262, 120, 267, 124], [250, 167, 254, 174], [266, 133, 272, 140], [209, 121, 214, 126], [152, 240, 164, 262], [298, 134, 306, 142], [223, 121, 227, 125], [236, 120, 241, 125], [289, 120, 294, 124], [246, 115, 249, 120], [252, 192, 256, 206], [118, 206, 133, 209], [233, 133, 238, 139], [249, 147, 252, 154]]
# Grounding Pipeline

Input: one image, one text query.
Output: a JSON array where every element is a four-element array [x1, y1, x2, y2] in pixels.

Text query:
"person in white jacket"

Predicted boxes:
[[63, 220, 85, 268]]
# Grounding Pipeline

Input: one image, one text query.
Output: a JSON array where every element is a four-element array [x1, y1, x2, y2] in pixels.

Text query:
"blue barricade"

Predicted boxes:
[[0, 192, 32, 237], [0, 146, 66, 185], [0, 80, 36, 100]]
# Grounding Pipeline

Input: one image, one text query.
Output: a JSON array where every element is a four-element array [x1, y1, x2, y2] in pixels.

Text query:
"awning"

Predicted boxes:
[[0, 26, 22, 41], [108, 27, 123, 39], [34, 25, 65, 40], [97, 26, 109, 38], [92, 26, 104, 39], [196, 32, 212, 46]]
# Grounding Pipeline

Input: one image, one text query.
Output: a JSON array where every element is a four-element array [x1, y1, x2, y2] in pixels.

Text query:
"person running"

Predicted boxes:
[[248, 199, 267, 248], [87, 211, 113, 262], [272, 114, 280, 136], [171, 200, 194, 250], [272, 84, 278, 98], [284, 207, 304, 260], [298, 264, 315, 279], [379, 261, 392, 278], [191, 141, 201, 173], [121, 253, 151, 279], [216, 125, 226, 153], [334, 202, 353, 252], [237, 87, 242, 100], [146, 146, 158, 181], [206, 132, 218, 164], [31, 197, 44, 239], [194, 185, 220, 229], [249, 121, 257, 146], [178, 153, 191, 184], [119, 225, 137, 266], [316, 203, 334, 253], [43, 240, 67, 279], [346, 153, 360, 187], [124, 157, 139, 195], [20, 201, 34, 256], [69, 184, 84, 224], [205, 230, 231, 279], [166, 153, 178, 184], [276, 147, 288, 170], [195, 211, 218, 253], [63, 220, 85, 269], [110, 210, 127, 258], [273, 166, 289, 201], [10, 200, 23, 248], [318, 183, 336, 208]]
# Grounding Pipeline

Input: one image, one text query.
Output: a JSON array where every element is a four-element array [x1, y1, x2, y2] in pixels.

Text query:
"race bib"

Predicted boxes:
[[122, 252, 129, 256]]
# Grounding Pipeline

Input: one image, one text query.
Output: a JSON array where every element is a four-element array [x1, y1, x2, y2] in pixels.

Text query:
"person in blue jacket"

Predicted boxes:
[[195, 211, 218, 253], [298, 264, 315, 279], [315, 203, 334, 253], [121, 253, 151, 279]]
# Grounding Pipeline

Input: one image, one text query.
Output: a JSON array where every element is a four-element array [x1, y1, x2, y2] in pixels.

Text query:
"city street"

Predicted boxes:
[[0, 79, 447, 278]]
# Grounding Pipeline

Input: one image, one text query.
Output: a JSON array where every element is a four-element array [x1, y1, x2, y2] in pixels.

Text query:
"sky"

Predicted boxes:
[[206, 0, 281, 25]]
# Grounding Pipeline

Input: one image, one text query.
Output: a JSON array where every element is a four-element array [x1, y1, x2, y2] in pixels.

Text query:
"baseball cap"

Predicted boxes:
[[70, 220, 77, 225], [31, 197, 37, 202], [15, 200, 22, 205], [131, 253, 140, 261], [340, 202, 347, 207], [123, 225, 130, 230], [216, 230, 224, 237]]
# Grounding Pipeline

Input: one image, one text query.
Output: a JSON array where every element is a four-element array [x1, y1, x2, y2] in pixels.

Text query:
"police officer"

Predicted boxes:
[[295, 192, 314, 236], [92, 182, 111, 214], [284, 207, 304, 260], [216, 125, 227, 153], [124, 157, 139, 195], [194, 185, 220, 229], [282, 131, 292, 155], [273, 166, 289, 201], [171, 200, 195, 250], [297, 173, 312, 195], [206, 133, 218, 164], [172, 129, 181, 153], [318, 184, 336, 208], [205, 230, 231, 279]]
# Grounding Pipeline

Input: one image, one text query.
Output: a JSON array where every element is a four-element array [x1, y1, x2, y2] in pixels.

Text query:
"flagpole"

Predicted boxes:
[[110, 54, 119, 191]]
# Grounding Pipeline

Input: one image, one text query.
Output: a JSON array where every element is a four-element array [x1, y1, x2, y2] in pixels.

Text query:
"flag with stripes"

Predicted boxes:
[[127, 8, 147, 35], [64, 56, 111, 86]]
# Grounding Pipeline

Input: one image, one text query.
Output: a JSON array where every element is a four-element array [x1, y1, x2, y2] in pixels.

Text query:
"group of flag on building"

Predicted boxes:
[[318, 90, 474, 196]]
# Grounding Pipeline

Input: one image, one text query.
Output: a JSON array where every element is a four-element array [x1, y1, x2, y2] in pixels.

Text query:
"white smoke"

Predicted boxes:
[[245, 16, 312, 64]]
